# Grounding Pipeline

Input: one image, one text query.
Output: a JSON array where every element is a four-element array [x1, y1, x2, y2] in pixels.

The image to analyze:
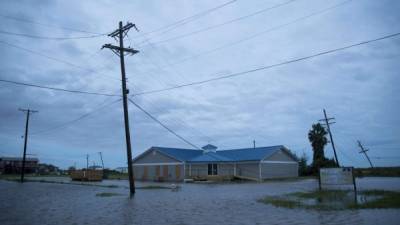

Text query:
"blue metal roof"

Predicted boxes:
[[189, 152, 232, 162], [152, 146, 202, 161], [152, 145, 285, 163], [217, 145, 285, 162]]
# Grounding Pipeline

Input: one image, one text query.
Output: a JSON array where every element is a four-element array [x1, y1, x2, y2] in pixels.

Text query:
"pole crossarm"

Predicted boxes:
[[108, 22, 138, 37], [320, 109, 340, 167], [19, 108, 38, 113], [357, 140, 374, 168], [102, 21, 139, 197], [102, 44, 139, 56]]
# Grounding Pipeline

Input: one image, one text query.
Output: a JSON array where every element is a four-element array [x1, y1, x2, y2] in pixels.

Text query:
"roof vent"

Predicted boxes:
[[201, 144, 218, 153]]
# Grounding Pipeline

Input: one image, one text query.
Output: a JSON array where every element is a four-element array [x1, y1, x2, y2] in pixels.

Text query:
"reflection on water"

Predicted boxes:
[[0, 177, 399, 225]]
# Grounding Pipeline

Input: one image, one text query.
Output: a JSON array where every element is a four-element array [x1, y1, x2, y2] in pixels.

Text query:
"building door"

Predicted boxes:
[[155, 165, 160, 180], [163, 165, 168, 179], [175, 165, 181, 180], [208, 164, 218, 175]]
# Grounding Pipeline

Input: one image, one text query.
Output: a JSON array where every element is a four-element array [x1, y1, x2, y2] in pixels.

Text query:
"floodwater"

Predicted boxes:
[[0, 177, 399, 225]]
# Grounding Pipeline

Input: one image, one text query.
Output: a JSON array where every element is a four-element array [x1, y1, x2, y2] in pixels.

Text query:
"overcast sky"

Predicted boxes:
[[0, 0, 399, 169]]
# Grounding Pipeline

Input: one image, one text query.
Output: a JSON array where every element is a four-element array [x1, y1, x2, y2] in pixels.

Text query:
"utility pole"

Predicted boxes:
[[253, 140, 256, 149], [19, 108, 38, 183], [98, 152, 105, 170], [102, 21, 139, 197], [357, 140, 373, 168], [319, 109, 340, 167], [86, 154, 89, 170]]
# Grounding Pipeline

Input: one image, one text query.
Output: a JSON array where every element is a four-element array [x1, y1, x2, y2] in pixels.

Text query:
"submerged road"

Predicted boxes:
[[0, 177, 399, 225]]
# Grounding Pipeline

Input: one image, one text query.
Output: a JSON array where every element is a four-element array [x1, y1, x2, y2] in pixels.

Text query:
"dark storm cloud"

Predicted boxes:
[[0, 0, 399, 168]]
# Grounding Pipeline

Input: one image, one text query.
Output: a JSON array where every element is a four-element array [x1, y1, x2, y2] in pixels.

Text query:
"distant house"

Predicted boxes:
[[0, 157, 39, 174], [115, 167, 128, 173], [38, 163, 60, 175], [132, 145, 298, 182]]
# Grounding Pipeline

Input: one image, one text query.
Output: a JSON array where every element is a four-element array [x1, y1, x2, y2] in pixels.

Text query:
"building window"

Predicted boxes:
[[208, 164, 218, 175]]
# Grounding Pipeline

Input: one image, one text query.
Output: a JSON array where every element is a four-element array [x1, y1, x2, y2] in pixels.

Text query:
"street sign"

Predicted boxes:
[[319, 167, 357, 192]]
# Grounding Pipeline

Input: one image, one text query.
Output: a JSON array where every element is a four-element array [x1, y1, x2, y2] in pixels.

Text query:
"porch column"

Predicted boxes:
[[183, 162, 186, 179]]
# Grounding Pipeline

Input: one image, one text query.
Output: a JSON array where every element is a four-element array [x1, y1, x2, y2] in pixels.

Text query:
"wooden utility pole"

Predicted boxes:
[[102, 21, 139, 196], [357, 140, 373, 168], [99, 152, 104, 169], [253, 140, 256, 149], [319, 109, 340, 167], [19, 108, 38, 182], [86, 154, 89, 170]]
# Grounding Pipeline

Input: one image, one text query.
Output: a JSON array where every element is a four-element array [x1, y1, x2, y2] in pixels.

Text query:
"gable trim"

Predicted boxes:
[[132, 147, 183, 163], [133, 162, 183, 166], [261, 147, 298, 162]]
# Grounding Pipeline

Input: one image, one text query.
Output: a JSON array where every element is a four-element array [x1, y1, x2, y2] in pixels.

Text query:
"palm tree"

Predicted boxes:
[[308, 123, 328, 170]]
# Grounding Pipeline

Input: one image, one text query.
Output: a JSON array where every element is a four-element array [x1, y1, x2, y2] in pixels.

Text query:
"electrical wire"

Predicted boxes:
[[0, 13, 105, 35], [128, 98, 201, 150], [0, 30, 106, 40], [132, 94, 216, 143], [30, 98, 121, 135], [139, 0, 299, 46], [0, 78, 120, 97], [0, 40, 121, 82], [155, 0, 353, 68], [132, 0, 237, 39], [132, 31, 400, 96]]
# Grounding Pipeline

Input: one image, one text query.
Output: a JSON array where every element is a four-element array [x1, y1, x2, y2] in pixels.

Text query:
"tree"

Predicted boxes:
[[308, 123, 328, 173]]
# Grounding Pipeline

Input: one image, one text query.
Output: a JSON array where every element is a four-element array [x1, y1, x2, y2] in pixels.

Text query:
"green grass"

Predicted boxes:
[[289, 190, 348, 199], [351, 190, 400, 209], [95, 192, 122, 197], [259, 189, 400, 210]]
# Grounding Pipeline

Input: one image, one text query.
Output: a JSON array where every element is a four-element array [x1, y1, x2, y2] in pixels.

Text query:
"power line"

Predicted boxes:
[[128, 98, 201, 150], [140, 0, 299, 46], [370, 156, 400, 159], [132, 31, 400, 96], [30, 98, 121, 135], [0, 40, 121, 82], [132, 0, 237, 39], [0, 13, 105, 35], [132, 94, 216, 143], [0, 78, 120, 97], [157, 0, 353, 68], [0, 29, 106, 40]]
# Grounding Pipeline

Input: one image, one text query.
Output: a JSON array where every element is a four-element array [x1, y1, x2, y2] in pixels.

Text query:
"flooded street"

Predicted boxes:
[[0, 177, 399, 225]]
